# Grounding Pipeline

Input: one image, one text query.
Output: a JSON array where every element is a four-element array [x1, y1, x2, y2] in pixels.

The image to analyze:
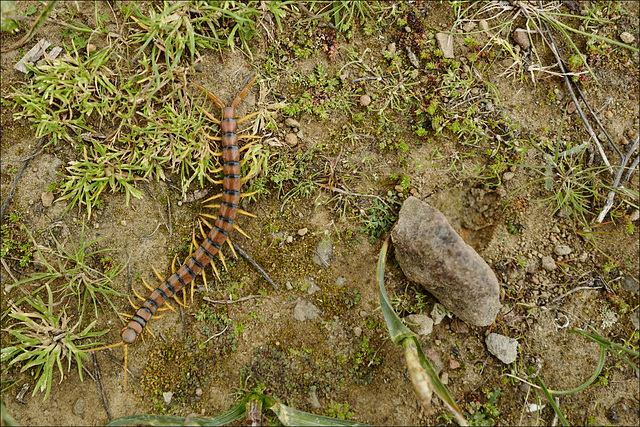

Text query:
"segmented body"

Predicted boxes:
[[120, 74, 257, 345]]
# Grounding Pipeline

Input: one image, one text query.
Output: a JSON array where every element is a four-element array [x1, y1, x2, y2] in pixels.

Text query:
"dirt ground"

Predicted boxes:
[[1, 1, 639, 426]]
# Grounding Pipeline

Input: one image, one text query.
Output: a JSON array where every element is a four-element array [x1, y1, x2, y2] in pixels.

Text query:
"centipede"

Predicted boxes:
[[87, 72, 259, 388]]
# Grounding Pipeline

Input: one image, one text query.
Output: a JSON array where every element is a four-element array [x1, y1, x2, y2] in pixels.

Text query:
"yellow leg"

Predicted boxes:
[[236, 110, 262, 125], [217, 250, 228, 272], [232, 223, 252, 239], [226, 238, 238, 259]]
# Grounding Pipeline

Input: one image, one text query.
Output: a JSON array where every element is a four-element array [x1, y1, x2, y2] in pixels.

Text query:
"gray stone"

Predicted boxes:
[[630, 307, 639, 330], [435, 33, 454, 59], [163, 391, 173, 404], [479, 20, 489, 31], [430, 303, 447, 325], [620, 31, 635, 44], [41, 191, 54, 207], [541, 255, 557, 271], [391, 197, 500, 326], [72, 398, 85, 416], [293, 299, 321, 321], [312, 238, 333, 267], [335, 276, 347, 287], [554, 244, 572, 256], [305, 277, 321, 295], [622, 276, 639, 293], [285, 118, 300, 128], [405, 314, 434, 336], [486, 333, 518, 364]]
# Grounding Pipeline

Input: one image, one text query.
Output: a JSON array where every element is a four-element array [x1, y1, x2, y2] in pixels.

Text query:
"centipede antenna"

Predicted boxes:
[[230, 73, 258, 109], [191, 81, 226, 109]]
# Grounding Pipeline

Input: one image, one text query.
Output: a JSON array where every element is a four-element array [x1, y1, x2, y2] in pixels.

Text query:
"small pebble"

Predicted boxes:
[[386, 42, 396, 55], [620, 31, 635, 44], [196, 388, 203, 397], [554, 244, 572, 256], [541, 255, 557, 271], [121, 220, 127, 226], [285, 118, 300, 128], [163, 391, 173, 404], [41, 191, 54, 207], [285, 133, 298, 147], [394, 185, 404, 193], [360, 94, 371, 107], [513, 29, 530, 49], [604, 110, 614, 119], [502, 172, 515, 181], [449, 359, 460, 369], [567, 101, 577, 114], [479, 20, 489, 31], [297, 228, 308, 236]]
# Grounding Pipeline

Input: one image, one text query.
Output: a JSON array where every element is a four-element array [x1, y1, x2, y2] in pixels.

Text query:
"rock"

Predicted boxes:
[[526, 259, 538, 274], [391, 197, 500, 326], [541, 255, 556, 271], [297, 227, 308, 236], [335, 276, 347, 287], [479, 20, 489, 31], [41, 191, 54, 207], [440, 371, 449, 385], [353, 326, 362, 337], [486, 333, 518, 364], [513, 28, 530, 49], [450, 319, 469, 334], [285, 133, 298, 147], [309, 389, 321, 409], [305, 277, 320, 295], [449, 359, 460, 369], [72, 398, 85, 416], [620, 31, 635, 44], [622, 276, 639, 293], [502, 171, 515, 181], [285, 118, 300, 128], [567, 101, 577, 114], [386, 42, 396, 55], [163, 391, 173, 404], [360, 94, 371, 106], [312, 238, 332, 267], [554, 244, 572, 256], [435, 33, 454, 59], [630, 307, 639, 330], [430, 303, 447, 325], [293, 299, 321, 321], [405, 314, 434, 335]]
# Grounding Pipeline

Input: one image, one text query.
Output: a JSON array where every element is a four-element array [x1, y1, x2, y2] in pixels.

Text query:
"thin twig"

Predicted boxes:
[[92, 353, 112, 422], [99, 350, 135, 379], [229, 238, 277, 290], [1, 139, 45, 219], [596, 136, 640, 223], [528, 11, 613, 175], [545, 285, 603, 306], [203, 294, 263, 304]]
